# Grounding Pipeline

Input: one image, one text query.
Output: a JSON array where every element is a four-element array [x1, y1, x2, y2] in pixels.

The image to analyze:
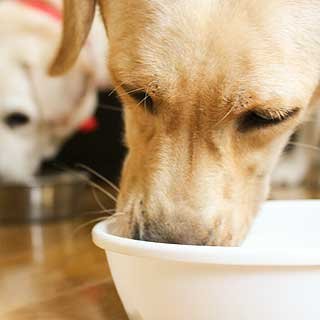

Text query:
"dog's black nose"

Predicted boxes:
[[4, 112, 30, 128]]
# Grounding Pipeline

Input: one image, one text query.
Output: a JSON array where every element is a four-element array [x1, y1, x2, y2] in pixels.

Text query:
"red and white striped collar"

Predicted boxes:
[[17, 0, 61, 22]]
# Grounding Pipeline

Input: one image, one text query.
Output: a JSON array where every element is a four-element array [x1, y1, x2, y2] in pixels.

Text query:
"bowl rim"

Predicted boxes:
[[92, 200, 320, 266]]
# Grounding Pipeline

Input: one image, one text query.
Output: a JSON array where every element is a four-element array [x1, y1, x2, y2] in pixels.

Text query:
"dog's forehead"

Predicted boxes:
[[111, 2, 249, 81], [109, 0, 301, 110], [112, 4, 247, 106]]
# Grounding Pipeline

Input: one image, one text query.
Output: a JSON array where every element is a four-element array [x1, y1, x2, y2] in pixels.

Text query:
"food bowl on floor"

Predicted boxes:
[[93, 200, 320, 320], [0, 172, 89, 223]]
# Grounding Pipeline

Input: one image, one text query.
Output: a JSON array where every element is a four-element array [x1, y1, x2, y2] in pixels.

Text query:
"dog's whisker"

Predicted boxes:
[[117, 87, 145, 98], [137, 94, 149, 109], [142, 84, 154, 113], [80, 208, 116, 216], [73, 217, 110, 235], [52, 164, 117, 204], [214, 105, 235, 127], [288, 142, 320, 152], [108, 82, 125, 96], [89, 180, 117, 202], [135, 81, 154, 113], [53, 164, 117, 202], [108, 211, 127, 219], [74, 211, 127, 234], [112, 211, 126, 217], [91, 186, 111, 212], [77, 163, 120, 193], [143, 92, 148, 113]]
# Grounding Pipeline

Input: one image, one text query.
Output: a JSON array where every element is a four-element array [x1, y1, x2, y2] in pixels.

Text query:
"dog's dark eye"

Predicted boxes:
[[238, 108, 299, 132], [123, 86, 155, 114], [4, 112, 30, 128], [130, 90, 155, 114]]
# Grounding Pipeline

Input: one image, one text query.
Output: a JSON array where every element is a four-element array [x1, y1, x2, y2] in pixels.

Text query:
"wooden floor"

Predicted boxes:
[[0, 186, 127, 320], [0, 185, 319, 319]]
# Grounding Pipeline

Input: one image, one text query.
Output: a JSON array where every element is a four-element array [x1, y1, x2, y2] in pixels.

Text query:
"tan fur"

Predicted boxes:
[[52, 0, 320, 246], [49, 0, 96, 75]]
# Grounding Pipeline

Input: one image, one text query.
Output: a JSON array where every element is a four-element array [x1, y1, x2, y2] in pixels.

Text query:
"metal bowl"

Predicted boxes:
[[0, 172, 89, 223]]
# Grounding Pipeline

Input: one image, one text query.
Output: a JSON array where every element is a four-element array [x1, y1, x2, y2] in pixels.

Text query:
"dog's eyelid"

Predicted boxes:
[[238, 107, 300, 132], [253, 107, 300, 120], [121, 84, 156, 114], [121, 84, 152, 97]]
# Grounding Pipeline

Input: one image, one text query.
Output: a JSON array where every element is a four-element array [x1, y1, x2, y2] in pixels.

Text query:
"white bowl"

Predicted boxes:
[[92, 200, 320, 320]]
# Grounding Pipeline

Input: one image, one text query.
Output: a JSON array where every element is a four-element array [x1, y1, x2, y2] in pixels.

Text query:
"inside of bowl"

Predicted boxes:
[[242, 201, 320, 248]]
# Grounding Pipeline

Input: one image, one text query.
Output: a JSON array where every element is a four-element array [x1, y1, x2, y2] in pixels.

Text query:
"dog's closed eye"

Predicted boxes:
[[122, 85, 155, 114], [238, 107, 300, 132], [4, 112, 30, 129]]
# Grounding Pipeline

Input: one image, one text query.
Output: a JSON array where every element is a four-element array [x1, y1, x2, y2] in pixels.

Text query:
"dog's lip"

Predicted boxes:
[[93, 200, 320, 266]]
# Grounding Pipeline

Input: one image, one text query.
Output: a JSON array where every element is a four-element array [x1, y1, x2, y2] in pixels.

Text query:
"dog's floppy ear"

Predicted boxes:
[[49, 0, 97, 76]]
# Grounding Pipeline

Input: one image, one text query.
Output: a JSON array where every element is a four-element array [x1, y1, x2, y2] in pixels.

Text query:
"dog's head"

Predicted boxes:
[[0, 1, 103, 182], [52, 0, 320, 245]]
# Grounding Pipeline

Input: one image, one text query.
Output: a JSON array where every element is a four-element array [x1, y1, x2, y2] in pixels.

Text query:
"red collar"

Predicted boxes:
[[17, 0, 62, 21]]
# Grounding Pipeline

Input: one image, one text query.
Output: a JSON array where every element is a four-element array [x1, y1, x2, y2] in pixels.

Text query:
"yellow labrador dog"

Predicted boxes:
[[0, 0, 108, 182], [51, 0, 320, 246]]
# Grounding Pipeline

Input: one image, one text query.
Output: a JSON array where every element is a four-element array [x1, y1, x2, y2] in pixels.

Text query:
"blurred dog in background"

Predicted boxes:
[[0, 0, 109, 182]]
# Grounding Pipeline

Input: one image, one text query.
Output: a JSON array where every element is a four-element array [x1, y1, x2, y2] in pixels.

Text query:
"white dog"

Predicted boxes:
[[0, 0, 109, 182]]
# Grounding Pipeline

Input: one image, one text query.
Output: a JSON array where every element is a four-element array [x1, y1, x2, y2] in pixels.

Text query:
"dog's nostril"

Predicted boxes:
[[4, 112, 30, 128]]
